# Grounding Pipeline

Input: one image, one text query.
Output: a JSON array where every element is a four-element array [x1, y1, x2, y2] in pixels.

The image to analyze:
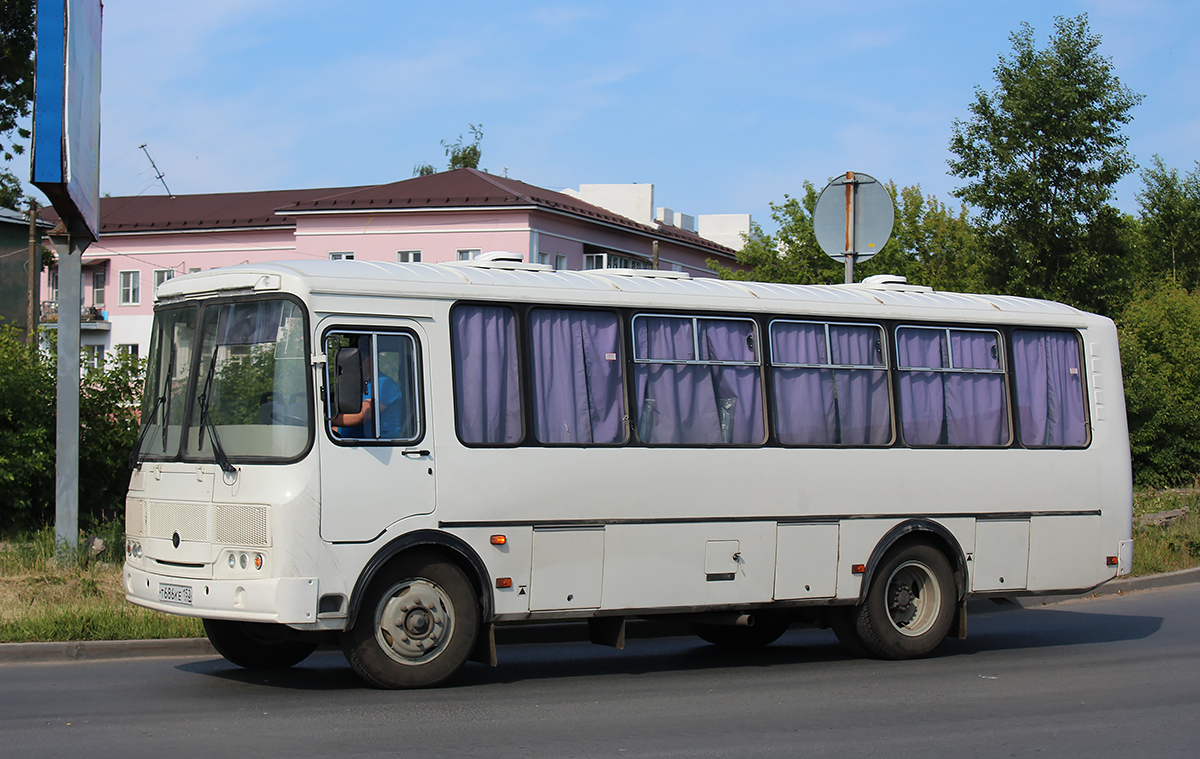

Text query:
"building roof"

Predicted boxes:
[[42, 169, 737, 257]]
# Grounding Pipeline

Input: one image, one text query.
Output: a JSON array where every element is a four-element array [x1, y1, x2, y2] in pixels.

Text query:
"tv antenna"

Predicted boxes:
[[138, 143, 173, 197]]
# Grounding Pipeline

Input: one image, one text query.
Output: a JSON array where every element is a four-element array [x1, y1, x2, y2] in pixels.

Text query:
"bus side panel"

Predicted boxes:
[[600, 522, 776, 610], [1026, 514, 1108, 591], [774, 523, 839, 599]]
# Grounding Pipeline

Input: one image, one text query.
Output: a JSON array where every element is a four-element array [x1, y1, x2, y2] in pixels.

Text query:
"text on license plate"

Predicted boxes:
[[159, 583, 193, 606]]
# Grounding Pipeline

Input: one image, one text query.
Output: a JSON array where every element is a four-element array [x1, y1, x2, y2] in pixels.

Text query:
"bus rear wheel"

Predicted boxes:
[[341, 552, 479, 689], [847, 542, 956, 660], [202, 619, 318, 669]]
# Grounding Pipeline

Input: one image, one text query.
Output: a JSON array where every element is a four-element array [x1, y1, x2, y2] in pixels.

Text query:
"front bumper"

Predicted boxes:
[[125, 564, 319, 625]]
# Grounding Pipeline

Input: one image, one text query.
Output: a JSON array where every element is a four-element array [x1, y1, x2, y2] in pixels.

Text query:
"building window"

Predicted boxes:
[[583, 252, 649, 271], [83, 345, 104, 369], [91, 272, 105, 307], [119, 271, 140, 306], [49, 272, 59, 303], [555, 255, 567, 271], [329, 251, 355, 261], [397, 250, 422, 263], [153, 269, 175, 293], [536, 252, 550, 266], [118, 343, 139, 358], [456, 248, 481, 261], [188, 268, 201, 274]]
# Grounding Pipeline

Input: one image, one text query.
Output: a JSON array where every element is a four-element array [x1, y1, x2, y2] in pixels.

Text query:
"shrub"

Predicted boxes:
[[1119, 283, 1200, 487], [0, 325, 144, 534]]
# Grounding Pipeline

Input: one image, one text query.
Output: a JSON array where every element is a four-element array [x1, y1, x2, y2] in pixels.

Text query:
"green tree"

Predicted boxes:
[[0, 166, 23, 210], [710, 181, 985, 292], [0, 0, 35, 163], [0, 323, 54, 531], [413, 123, 484, 176], [1138, 156, 1200, 289], [1119, 283, 1200, 488], [948, 14, 1143, 312], [0, 326, 145, 533]]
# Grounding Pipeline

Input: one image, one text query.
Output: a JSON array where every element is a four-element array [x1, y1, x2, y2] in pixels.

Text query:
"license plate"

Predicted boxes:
[[159, 583, 193, 606]]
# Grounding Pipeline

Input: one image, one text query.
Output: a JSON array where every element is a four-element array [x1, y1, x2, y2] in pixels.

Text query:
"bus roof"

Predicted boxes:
[[156, 258, 1097, 327]]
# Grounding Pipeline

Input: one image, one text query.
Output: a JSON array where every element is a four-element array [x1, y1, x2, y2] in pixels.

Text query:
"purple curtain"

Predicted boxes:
[[633, 316, 763, 444], [529, 309, 625, 444], [897, 328, 947, 445], [945, 331, 1008, 445], [829, 325, 891, 445], [898, 328, 1008, 446], [452, 305, 522, 444], [701, 319, 765, 445], [771, 322, 836, 444], [1013, 330, 1087, 446]]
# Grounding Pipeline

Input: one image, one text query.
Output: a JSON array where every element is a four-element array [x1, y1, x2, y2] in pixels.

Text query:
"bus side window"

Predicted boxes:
[[326, 331, 421, 444]]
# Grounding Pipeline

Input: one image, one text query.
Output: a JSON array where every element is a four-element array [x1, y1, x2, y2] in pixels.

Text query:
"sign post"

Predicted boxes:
[[813, 171, 895, 283], [31, 0, 102, 558]]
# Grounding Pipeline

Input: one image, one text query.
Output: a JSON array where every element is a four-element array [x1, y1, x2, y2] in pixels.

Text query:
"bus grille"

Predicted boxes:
[[214, 505, 270, 547], [125, 498, 146, 536], [137, 500, 271, 547]]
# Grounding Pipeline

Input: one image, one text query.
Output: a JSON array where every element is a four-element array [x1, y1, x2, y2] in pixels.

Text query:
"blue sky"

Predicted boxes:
[[28, 0, 1200, 234]]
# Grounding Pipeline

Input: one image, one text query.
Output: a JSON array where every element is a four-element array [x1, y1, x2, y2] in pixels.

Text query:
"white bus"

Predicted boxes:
[[124, 256, 1133, 688]]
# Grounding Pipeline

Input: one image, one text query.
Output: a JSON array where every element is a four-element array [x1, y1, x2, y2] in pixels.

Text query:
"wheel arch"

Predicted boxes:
[[857, 519, 968, 605], [346, 529, 493, 634]]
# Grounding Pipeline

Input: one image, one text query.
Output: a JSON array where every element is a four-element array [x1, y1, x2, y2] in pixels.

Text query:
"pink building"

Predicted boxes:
[[41, 169, 749, 359]]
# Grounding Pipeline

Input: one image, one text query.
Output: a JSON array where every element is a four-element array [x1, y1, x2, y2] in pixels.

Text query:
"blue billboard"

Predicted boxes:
[[31, 0, 102, 242]]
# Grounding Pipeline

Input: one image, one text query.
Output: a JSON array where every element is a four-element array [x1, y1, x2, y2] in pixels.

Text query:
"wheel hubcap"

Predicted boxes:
[[885, 560, 941, 637], [376, 579, 454, 665]]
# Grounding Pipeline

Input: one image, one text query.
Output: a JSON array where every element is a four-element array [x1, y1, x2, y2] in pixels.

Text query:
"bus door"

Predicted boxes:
[[318, 325, 434, 543]]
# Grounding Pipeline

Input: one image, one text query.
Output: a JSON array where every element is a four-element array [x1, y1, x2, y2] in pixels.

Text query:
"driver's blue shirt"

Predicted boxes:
[[338, 375, 403, 439]]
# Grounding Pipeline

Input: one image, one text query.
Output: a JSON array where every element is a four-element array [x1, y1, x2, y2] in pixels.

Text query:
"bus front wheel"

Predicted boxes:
[[845, 542, 956, 660], [203, 619, 318, 669], [341, 551, 479, 689]]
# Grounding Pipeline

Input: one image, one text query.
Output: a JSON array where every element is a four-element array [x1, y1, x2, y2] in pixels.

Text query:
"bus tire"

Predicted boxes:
[[693, 614, 789, 648], [828, 606, 870, 657], [851, 542, 956, 660], [341, 551, 479, 689], [202, 619, 317, 669]]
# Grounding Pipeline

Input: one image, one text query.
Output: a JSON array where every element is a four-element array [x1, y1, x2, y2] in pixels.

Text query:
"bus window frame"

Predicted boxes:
[[158, 292, 315, 468], [321, 326, 427, 448]]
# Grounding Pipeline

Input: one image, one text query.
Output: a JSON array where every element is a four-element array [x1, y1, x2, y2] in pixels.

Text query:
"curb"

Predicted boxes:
[[3, 567, 1198, 665]]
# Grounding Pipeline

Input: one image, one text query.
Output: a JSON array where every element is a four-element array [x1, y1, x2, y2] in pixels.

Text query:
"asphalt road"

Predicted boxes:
[[2, 585, 1198, 758]]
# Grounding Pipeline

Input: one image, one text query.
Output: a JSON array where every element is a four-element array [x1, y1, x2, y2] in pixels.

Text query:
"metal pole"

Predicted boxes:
[[843, 171, 856, 284], [53, 233, 83, 559], [26, 199, 38, 346]]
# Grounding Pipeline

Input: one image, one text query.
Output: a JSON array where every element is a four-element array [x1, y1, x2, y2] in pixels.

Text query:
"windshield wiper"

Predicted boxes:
[[197, 347, 236, 474], [128, 393, 165, 470], [161, 344, 175, 454]]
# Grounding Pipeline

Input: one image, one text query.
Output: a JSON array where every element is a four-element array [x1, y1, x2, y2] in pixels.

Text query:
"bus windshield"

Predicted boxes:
[[133, 298, 310, 466]]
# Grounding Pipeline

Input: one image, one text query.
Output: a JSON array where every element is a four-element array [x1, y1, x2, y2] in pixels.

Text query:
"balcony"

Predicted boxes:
[[39, 302, 111, 331]]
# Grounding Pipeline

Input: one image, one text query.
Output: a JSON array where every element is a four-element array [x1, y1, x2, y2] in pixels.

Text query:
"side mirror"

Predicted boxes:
[[334, 346, 363, 415]]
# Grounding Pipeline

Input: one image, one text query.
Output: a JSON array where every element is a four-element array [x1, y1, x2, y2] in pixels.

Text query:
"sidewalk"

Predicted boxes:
[[4, 566, 1198, 665]]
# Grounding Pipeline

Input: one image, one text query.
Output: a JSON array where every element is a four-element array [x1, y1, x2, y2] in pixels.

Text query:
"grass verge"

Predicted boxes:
[[2, 497, 1198, 644], [0, 521, 203, 643], [1132, 489, 1200, 575]]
